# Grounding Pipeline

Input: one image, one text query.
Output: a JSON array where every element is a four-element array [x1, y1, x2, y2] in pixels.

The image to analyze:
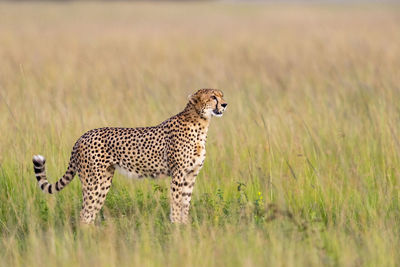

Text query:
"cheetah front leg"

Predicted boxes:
[[181, 170, 198, 224], [170, 170, 185, 223]]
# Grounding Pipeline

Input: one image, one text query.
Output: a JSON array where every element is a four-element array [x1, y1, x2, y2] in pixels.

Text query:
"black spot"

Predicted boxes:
[[40, 182, 47, 190], [33, 159, 43, 167]]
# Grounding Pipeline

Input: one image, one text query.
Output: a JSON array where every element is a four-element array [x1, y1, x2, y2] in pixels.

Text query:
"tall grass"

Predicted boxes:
[[1, 2, 400, 266]]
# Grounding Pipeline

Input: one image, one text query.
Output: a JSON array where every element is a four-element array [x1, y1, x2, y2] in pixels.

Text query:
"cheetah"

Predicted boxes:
[[32, 89, 228, 224]]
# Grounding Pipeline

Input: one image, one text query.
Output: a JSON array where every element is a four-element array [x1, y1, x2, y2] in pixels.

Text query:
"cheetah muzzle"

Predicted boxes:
[[33, 89, 228, 224]]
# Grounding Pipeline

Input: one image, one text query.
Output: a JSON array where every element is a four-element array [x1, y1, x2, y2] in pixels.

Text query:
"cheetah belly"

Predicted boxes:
[[114, 165, 141, 179], [114, 164, 168, 179]]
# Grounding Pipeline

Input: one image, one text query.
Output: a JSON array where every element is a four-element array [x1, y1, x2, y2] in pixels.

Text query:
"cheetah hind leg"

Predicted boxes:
[[79, 167, 114, 224]]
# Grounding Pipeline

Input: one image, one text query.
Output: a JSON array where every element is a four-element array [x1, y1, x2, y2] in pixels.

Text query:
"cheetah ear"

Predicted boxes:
[[188, 94, 199, 105]]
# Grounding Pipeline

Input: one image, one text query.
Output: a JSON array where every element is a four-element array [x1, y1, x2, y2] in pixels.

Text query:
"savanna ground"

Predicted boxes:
[[1, 2, 400, 266]]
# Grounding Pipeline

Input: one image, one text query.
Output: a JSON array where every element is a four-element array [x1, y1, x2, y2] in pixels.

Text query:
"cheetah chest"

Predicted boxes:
[[192, 135, 207, 170]]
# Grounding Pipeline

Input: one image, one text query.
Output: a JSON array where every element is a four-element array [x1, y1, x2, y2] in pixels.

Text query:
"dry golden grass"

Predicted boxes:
[[1, 2, 400, 266]]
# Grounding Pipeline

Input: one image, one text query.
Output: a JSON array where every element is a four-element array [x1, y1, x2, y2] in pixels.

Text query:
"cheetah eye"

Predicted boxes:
[[211, 96, 217, 101]]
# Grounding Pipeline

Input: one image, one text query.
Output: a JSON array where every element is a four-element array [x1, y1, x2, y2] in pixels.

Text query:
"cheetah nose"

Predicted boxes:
[[221, 103, 228, 108]]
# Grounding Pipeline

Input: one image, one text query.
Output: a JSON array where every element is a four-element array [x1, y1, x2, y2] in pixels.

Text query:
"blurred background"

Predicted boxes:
[[1, 1, 400, 266]]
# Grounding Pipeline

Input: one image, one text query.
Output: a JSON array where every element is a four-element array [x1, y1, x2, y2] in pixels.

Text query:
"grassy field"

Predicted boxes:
[[1, 2, 400, 266]]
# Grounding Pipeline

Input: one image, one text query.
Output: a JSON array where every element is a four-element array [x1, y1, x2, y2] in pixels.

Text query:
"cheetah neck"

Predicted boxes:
[[180, 103, 211, 129]]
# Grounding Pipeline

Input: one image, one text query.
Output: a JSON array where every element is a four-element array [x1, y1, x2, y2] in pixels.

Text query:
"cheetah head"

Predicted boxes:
[[188, 89, 228, 119]]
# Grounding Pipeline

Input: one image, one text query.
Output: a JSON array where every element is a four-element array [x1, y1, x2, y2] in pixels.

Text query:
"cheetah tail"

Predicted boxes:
[[32, 155, 76, 194]]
